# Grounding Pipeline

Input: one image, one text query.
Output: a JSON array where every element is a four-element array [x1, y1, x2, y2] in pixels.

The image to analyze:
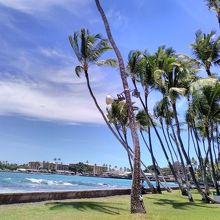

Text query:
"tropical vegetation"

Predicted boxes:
[[69, 0, 220, 215]]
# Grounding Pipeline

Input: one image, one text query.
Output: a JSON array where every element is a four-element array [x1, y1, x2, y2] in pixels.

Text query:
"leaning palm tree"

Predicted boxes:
[[95, 0, 146, 213], [127, 48, 188, 196], [153, 46, 214, 202], [69, 28, 126, 143], [106, 100, 133, 171], [191, 81, 220, 195], [191, 30, 220, 76], [205, 0, 220, 26]]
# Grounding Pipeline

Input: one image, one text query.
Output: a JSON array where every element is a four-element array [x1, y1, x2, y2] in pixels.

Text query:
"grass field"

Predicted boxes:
[[0, 190, 219, 220]]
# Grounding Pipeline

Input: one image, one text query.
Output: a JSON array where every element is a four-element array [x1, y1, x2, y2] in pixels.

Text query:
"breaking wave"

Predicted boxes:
[[25, 178, 75, 186], [25, 178, 115, 188]]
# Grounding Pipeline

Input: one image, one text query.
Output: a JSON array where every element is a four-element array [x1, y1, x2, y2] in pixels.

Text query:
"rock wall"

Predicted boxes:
[[0, 187, 179, 204], [0, 188, 131, 204]]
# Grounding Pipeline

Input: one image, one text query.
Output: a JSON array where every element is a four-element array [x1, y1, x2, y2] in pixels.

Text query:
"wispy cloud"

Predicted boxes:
[[106, 9, 128, 29], [0, 0, 125, 125], [0, 0, 92, 16], [0, 78, 103, 124], [0, 46, 120, 124]]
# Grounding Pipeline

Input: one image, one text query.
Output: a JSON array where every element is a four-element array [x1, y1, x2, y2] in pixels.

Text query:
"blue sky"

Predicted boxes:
[[0, 0, 218, 168]]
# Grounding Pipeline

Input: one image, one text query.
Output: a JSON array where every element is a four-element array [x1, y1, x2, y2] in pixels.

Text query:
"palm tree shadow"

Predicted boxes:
[[147, 197, 213, 210], [46, 201, 125, 215]]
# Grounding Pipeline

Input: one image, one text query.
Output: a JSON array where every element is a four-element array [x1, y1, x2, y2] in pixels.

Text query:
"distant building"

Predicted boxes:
[[28, 161, 107, 174], [69, 163, 108, 175], [41, 162, 56, 170], [28, 162, 41, 170], [92, 164, 108, 176], [57, 163, 69, 171]]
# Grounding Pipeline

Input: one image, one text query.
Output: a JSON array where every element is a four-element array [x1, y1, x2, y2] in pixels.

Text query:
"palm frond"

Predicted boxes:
[[96, 59, 117, 67], [75, 66, 84, 78]]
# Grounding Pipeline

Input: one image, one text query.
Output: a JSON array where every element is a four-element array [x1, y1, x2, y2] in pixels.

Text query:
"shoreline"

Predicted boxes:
[[0, 187, 179, 205], [0, 169, 132, 180], [0, 170, 176, 182]]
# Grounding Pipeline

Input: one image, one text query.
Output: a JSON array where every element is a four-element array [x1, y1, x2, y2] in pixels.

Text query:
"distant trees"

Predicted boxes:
[[0, 161, 28, 170], [69, 162, 93, 174]]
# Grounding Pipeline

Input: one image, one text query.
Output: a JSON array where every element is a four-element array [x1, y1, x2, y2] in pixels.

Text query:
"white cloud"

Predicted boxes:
[[0, 0, 92, 16], [106, 9, 128, 28], [0, 45, 121, 124], [0, 79, 105, 124]]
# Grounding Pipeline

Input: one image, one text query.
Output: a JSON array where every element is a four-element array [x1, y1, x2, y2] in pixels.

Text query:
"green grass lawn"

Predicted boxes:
[[0, 190, 219, 220]]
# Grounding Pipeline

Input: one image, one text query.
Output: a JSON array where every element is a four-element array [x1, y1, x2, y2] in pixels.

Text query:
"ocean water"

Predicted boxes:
[[0, 171, 177, 193]]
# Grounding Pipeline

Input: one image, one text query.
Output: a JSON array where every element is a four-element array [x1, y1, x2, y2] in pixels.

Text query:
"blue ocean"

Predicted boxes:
[[0, 171, 177, 193]]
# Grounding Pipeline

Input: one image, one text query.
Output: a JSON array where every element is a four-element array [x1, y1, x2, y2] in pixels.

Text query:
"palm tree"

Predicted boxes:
[[205, 0, 220, 26], [191, 30, 220, 76], [191, 81, 220, 195], [95, 0, 146, 213], [106, 100, 133, 171], [107, 100, 156, 192], [152, 46, 213, 202], [69, 28, 127, 153], [69, 28, 144, 190], [128, 47, 191, 197], [186, 104, 211, 196]]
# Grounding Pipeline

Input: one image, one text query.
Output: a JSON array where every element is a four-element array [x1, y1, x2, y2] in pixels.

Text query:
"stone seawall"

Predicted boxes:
[[0, 187, 179, 204], [0, 188, 131, 204]]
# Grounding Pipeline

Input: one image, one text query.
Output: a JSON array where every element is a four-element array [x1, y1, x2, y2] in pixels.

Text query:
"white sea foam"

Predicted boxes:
[[63, 182, 73, 186], [26, 178, 43, 184], [25, 178, 74, 186]]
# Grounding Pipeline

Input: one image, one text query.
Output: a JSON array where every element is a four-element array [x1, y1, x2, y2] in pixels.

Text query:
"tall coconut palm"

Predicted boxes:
[[127, 48, 187, 196], [95, 0, 146, 213], [205, 0, 220, 26], [69, 28, 124, 143], [106, 100, 156, 192], [153, 97, 192, 197], [191, 81, 220, 195], [191, 30, 220, 76], [69, 28, 140, 185], [106, 100, 133, 171], [152, 46, 215, 202], [186, 105, 211, 196]]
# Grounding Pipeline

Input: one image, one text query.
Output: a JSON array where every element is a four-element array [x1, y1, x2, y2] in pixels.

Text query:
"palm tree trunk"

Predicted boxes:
[[85, 70, 155, 194], [169, 118, 192, 197], [172, 103, 210, 202], [148, 127, 162, 193], [166, 125, 179, 162], [216, 124, 220, 161], [205, 66, 212, 76], [139, 130, 160, 194], [123, 132, 134, 171], [95, 0, 146, 213], [217, 11, 220, 28], [113, 126, 155, 191], [211, 126, 219, 170], [209, 123, 220, 194], [192, 124, 210, 196], [161, 121, 175, 165], [132, 83, 185, 193], [84, 70, 130, 154], [114, 125, 133, 171], [140, 130, 171, 192]]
